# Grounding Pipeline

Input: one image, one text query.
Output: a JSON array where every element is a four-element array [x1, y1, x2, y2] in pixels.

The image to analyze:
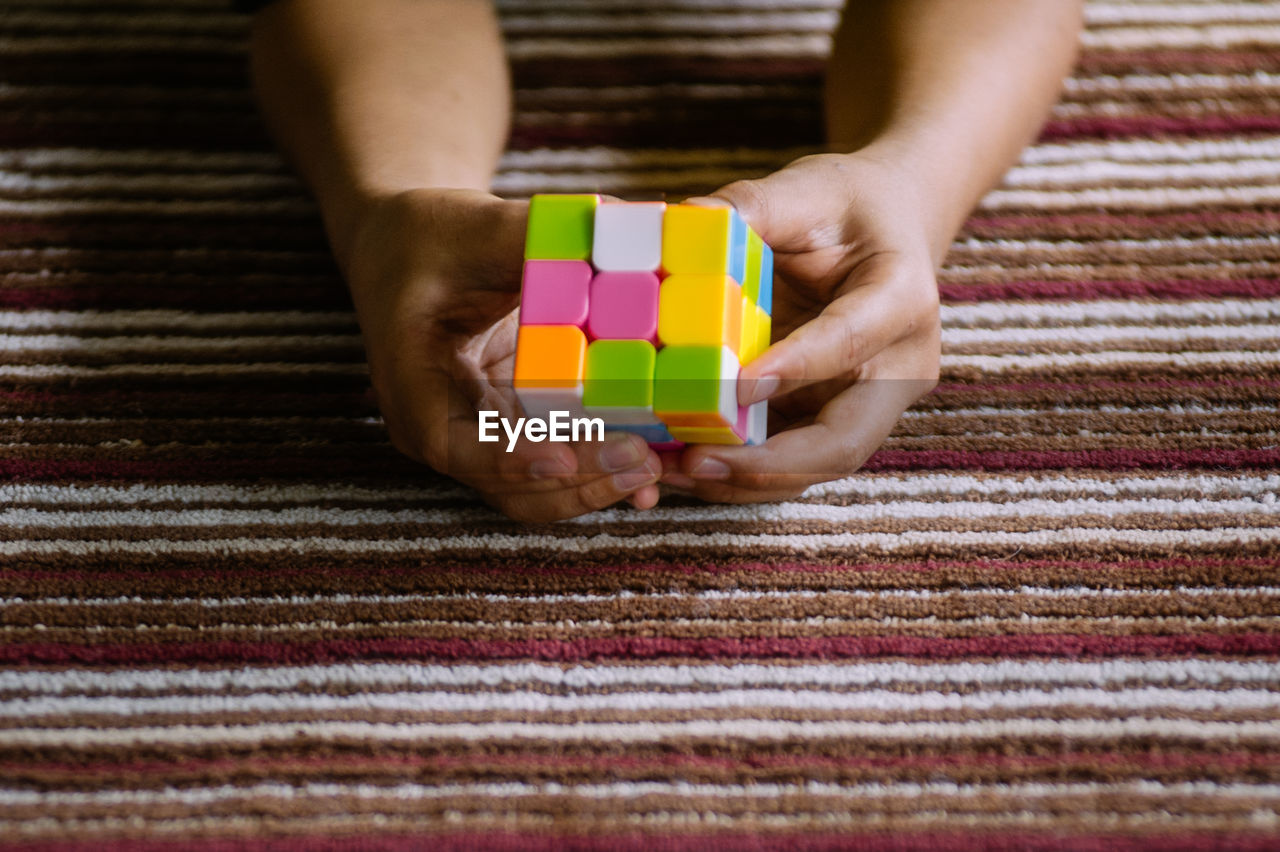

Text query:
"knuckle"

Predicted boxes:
[[917, 289, 941, 325], [885, 279, 939, 346], [920, 351, 942, 395], [834, 320, 870, 368], [576, 478, 626, 515], [894, 270, 939, 330]]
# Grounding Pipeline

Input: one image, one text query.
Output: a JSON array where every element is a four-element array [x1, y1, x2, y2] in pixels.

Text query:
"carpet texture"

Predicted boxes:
[[2, 0, 1280, 849]]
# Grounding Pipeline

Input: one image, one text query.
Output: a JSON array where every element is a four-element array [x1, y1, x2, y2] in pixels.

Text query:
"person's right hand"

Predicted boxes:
[[343, 188, 662, 522]]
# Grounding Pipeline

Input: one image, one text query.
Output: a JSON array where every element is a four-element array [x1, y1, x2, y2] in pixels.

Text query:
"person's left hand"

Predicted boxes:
[[660, 150, 942, 502]]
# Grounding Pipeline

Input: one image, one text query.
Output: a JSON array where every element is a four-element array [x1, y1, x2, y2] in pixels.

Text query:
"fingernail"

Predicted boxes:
[[613, 465, 658, 492], [683, 196, 732, 208], [529, 457, 570, 479], [691, 457, 731, 480], [744, 373, 779, 406], [599, 436, 644, 472]]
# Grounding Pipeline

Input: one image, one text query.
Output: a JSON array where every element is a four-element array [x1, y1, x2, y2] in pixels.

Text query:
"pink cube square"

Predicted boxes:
[[519, 260, 591, 327], [587, 271, 660, 342]]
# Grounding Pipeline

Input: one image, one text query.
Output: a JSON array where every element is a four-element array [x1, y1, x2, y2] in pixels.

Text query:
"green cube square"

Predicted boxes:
[[654, 345, 722, 414], [584, 340, 655, 408], [742, 229, 764, 304], [525, 194, 599, 260]]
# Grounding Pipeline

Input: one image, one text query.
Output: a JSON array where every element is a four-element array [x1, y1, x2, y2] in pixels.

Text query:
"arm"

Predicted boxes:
[[249, 0, 663, 521], [664, 0, 1083, 500], [249, 0, 510, 266], [825, 0, 1085, 262]]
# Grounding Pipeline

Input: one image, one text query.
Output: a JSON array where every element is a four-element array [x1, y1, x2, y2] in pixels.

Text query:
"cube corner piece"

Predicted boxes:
[[525, 194, 600, 261], [661, 204, 734, 277]]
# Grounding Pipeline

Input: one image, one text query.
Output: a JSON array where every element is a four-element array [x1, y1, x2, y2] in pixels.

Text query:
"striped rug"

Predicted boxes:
[[2, 0, 1279, 849]]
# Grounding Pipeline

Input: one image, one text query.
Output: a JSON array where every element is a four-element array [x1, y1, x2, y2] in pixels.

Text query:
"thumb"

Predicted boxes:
[[687, 167, 840, 250], [683, 177, 779, 246]]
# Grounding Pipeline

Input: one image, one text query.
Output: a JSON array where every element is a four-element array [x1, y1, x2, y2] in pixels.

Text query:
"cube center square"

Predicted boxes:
[[588, 271, 660, 342], [515, 194, 773, 448]]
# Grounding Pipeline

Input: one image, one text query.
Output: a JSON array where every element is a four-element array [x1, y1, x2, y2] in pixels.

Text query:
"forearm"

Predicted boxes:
[[248, 0, 511, 269], [827, 0, 1083, 262]]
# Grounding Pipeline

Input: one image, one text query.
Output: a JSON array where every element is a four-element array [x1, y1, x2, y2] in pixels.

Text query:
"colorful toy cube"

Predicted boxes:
[[515, 195, 773, 447]]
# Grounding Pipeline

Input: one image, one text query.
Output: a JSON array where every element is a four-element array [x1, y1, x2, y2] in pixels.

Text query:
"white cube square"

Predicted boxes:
[[744, 400, 767, 445], [515, 386, 586, 423], [583, 403, 660, 426], [592, 202, 666, 272], [716, 345, 741, 428]]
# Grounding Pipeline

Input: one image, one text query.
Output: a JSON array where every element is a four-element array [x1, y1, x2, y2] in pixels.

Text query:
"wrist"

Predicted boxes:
[[847, 130, 979, 265], [320, 178, 493, 281], [315, 177, 404, 277]]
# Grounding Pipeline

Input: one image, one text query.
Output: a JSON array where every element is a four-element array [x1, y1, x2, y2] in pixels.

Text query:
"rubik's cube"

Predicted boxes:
[[513, 194, 773, 448]]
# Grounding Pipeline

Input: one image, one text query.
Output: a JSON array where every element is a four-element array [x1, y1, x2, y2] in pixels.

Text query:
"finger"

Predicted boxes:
[[679, 345, 938, 503], [500, 440, 663, 522], [737, 255, 935, 406], [438, 355, 665, 519], [686, 165, 846, 250], [425, 377, 576, 489], [659, 449, 696, 492], [455, 374, 583, 485], [488, 430, 662, 521], [627, 483, 661, 510]]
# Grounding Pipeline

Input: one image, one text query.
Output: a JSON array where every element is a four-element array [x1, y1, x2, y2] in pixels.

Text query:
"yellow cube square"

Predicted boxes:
[[754, 305, 771, 360], [668, 424, 744, 445], [738, 295, 757, 364], [662, 205, 732, 276], [658, 274, 742, 352]]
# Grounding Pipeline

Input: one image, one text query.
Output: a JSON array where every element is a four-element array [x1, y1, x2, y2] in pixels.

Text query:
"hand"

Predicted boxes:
[[344, 188, 662, 521], [662, 150, 942, 502]]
